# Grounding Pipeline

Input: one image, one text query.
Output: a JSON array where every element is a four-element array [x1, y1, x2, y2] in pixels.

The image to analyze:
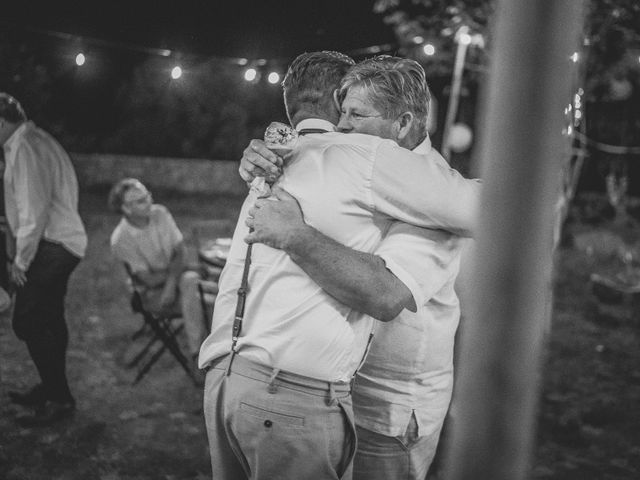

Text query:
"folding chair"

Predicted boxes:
[[590, 271, 640, 323], [123, 264, 200, 386], [197, 279, 219, 334]]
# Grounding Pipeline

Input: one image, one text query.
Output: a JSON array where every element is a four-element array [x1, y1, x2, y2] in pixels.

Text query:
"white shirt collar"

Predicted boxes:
[[412, 135, 432, 155], [294, 118, 336, 133], [3, 121, 30, 152], [292, 119, 431, 154]]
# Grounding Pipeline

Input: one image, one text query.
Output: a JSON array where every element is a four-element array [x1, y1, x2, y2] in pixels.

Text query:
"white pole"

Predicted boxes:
[[444, 1, 585, 479], [441, 26, 470, 161]]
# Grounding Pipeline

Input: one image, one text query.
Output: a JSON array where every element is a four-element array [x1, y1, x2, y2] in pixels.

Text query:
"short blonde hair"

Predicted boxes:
[[282, 51, 355, 123], [0, 93, 27, 123], [107, 178, 146, 214], [339, 56, 430, 140]]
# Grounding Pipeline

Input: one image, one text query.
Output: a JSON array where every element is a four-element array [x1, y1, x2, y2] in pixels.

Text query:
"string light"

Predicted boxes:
[[573, 91, 582, 126], [244, 68, 257, 82], [459, 32, 472, 45], [267, 72, 280, 84], [17, 23, 492, 89], [453, 26, 484, 48], [422, 44, 436, 56]]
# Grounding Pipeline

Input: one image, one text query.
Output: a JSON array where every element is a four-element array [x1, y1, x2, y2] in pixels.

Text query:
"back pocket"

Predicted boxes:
[[240, 402, 306, 428]]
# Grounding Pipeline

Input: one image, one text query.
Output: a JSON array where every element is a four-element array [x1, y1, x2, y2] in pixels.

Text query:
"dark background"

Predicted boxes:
[[0, 1, 401, 159], [1, 0, 639, 194]]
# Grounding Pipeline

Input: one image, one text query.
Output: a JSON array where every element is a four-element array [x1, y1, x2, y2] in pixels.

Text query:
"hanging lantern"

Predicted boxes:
[[609, 78, 633, 101], [426, 95, 438, 133], [448, 123, 473, 152]]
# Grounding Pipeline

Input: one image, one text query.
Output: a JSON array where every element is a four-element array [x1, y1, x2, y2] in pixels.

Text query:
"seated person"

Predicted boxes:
[[108, 178, 211, 360]]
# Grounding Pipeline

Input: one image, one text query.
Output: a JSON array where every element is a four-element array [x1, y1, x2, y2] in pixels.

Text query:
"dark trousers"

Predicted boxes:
[[0, 226, 8, 290], [12, 240, 80, 402]]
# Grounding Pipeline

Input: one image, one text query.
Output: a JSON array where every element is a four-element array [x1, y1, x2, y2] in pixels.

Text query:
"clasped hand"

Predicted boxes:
[[239, 139, 283, 184], [10, 262, 27, 288], [245, 187, 305, 250]]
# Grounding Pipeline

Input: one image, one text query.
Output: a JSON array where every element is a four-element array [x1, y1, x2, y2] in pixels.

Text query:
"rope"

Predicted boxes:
[[574, 131, 640, 155]]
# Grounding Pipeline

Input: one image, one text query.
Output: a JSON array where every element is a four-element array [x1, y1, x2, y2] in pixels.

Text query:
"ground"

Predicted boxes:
[[533, 198, 640, 480], [0, 189, 639, 479]]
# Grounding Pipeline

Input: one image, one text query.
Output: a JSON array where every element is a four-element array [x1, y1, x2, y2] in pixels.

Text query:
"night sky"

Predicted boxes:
[[4, 0, 396, 59]]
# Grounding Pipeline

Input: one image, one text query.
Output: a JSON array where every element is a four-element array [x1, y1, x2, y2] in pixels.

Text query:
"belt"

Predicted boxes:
[[209, 354, 351, 397]]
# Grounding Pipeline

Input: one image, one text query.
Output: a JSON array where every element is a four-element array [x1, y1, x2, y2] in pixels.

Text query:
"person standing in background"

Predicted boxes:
[[0, 93, 87, 426]]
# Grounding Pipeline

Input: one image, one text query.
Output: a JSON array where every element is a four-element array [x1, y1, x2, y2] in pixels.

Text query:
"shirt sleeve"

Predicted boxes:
[[375, 222, 463, 308], [372, 141, 481, 237], [12, 142, 53, 270], [155, 205, 183, 249], [454, 238, 476, 317]]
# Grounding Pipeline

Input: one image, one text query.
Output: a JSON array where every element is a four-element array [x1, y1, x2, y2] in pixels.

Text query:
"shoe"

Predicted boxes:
[[16, 399, 76, 427], [8, 384, 47, 407]]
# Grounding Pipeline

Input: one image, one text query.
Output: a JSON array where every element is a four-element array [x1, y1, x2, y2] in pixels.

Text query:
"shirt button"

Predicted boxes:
[[264, 420, 272, 428]]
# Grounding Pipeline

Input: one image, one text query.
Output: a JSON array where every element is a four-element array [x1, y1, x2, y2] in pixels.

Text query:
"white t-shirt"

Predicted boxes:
[[199, 119, 480, 382], [110, 204, 183, 276]]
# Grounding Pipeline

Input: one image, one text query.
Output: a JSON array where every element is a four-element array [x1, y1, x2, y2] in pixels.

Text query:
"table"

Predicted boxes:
[[198, 237, 231, 279]]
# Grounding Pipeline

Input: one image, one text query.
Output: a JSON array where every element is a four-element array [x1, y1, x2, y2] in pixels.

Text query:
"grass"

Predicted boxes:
[[0, 188, 243, 480], [0, 188, 638, 479]]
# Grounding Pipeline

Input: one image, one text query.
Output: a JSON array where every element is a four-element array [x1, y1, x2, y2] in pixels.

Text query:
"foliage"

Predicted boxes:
[[93, 58, 287, 159], [374, 0, 640, 102], [584, 1, 640, 106], [375, 0, 640, 188], [0, 35, 288, 159], [0, 37, 60, 135], [374, 0, 493, 79]]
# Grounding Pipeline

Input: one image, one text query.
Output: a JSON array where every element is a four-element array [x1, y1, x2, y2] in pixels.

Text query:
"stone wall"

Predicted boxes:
[[71, 153, 246, 195]]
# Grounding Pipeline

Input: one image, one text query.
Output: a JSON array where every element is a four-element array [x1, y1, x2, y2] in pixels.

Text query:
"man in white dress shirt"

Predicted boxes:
[[199, 52, 479, 480], [0, 93, 87, 426]]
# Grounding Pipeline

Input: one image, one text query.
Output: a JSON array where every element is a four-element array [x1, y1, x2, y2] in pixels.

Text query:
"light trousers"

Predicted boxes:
[[353, 413, 442, 480], [203, 354, 357, 480], [144, 270, 207, 356]]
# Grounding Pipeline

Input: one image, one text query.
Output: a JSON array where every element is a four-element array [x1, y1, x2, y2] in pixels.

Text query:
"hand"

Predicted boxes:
[[245, 187, 306, 250], [10, 262, 27, 288], [239, 139, 283, 184], [158, 285, 177, 314]]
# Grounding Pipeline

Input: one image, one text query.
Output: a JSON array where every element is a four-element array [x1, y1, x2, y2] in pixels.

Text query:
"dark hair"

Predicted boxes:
[[282, 51, 355, 124], [339, 56, 431, 139], [0, 93, 27, 123], [107, 178, 146, 214]]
